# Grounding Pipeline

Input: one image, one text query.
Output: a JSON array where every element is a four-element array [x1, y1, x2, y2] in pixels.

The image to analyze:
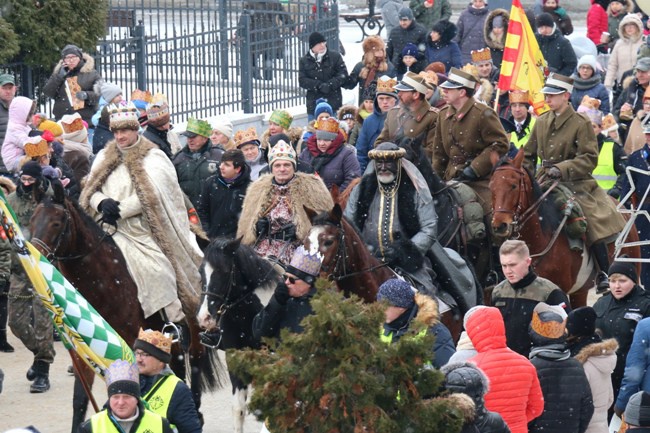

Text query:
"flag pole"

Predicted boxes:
[[69, 348, 101, 413], [493, 88, 500, 112]]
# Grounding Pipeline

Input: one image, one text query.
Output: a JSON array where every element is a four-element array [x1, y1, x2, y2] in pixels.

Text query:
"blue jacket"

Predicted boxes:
[[425, 42, 462, 73], [355, 97, 391, 171], [570, 72, 611, 114], [621, 144, 650, 208], [616, 317, 650, 411]]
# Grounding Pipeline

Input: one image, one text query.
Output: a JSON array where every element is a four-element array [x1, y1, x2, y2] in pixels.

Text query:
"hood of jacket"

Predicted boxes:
[[484, 9, 509, 50], [618, 14, 644, 42], [464, 306, 507, 353], [575, 338, 618, 373], [52, 53, 97, 75], [8, 96, 34, 126], [608, 0, 633, 15], [432, 20, 458, 45], [413, 292, 440, 327], [466, 5, 489, 16]]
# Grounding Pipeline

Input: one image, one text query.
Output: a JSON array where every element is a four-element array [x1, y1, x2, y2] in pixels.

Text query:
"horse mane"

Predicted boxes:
[[205, 238, 278, 290], [493, 158, 561, 233], [41, 195, 110, 240]]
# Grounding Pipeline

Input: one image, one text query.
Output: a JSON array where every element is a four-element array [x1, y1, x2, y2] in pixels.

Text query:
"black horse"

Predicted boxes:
[[196, 237, 279, 433]]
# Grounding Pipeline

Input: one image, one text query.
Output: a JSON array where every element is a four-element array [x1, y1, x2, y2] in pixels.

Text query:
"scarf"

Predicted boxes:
[[529, 343, 571, 361]]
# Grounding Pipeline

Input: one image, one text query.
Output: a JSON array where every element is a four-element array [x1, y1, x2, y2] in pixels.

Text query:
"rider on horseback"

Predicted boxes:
[[80, 103, 204, 337], [523, 73, 627, 293]]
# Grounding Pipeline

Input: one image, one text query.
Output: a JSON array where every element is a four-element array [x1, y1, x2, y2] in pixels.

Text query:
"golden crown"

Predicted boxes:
[[418, 71, 438, 86], [130, 89, 152, 103], [61, 116, 84, 134], [461, 63, 480, 80], [531, 311, 566, 339], [509, 90, 530, 104], [234, 127, 260, 147], [377, 77, 398, 93], [137, 328, 172, 354], [317, 117, 340, 134], [471, 48, 492, 63], [580, 95, 601, 110], [24, 137, 50, 158]]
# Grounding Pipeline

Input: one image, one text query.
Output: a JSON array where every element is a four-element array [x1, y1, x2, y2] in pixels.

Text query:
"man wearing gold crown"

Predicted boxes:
[[508, 90, 536, 150], [80, 103, 204, 333], [134, 329, 202, 433]]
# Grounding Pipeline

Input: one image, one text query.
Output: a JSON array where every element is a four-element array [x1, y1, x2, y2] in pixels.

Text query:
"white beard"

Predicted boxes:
[[377, 173, 396, 184]]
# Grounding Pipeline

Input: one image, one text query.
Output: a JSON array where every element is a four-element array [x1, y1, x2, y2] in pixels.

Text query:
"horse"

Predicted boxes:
[[489, 149, 641, 307], [29, 182, 224, 433], [303, 203, 465, 344], [196, 237, 279, 433]]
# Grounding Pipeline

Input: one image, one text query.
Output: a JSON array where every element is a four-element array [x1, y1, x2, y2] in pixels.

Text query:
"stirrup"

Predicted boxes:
[[199, 331, 221, 349], [162, 322, 182, 344]]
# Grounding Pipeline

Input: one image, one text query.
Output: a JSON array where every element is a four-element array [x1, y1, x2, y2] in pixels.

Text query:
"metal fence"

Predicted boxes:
[[1, 0, 340, 123]]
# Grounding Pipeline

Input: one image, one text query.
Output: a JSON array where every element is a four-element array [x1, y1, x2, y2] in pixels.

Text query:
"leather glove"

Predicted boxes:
[[273, 282, 291, 305], [255, 217, 270, 238], [455, 166, 479, 182], [319, 83, 332, 94], [382, 244, 399, 266], [278, 223, 297, 241], [57, 67, 68, 79], [101, 212, 119, 226], [98, 198, 121, 219], [546, 166, 562, 180], [607, 187, 621, 199], [75, 91, 88, 100]]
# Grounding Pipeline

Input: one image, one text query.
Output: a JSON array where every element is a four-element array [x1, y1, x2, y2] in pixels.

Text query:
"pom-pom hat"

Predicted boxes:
[[285, 245, 322, 284], [626, 391, 650, 426], [106, 359, 140, 398], [134, 328, 173, 364]]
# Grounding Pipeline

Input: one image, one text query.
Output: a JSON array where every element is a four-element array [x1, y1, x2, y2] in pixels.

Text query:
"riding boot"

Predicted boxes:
[[29, 360, 50, 393], [591, 242, 611, 294], [0, 287, 13, 353]]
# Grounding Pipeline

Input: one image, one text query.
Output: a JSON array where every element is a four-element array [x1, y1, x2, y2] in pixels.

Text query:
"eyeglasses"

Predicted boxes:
[[134, 350, 152, 358], [20, 176, 36, 184], [284, 274, 298, 284], [63, 55, 78, 61]]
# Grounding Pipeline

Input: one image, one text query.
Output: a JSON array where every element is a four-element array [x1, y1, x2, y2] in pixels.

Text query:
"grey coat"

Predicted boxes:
[[455, 5, 490, 65]]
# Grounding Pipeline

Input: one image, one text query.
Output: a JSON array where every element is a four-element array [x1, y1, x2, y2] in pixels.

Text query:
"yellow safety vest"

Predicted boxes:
[[510, 117, 536, 149], [143, 374, 182, 427], [379, 328, 428, 344], [593, 140, 618, 189], [90, 407, 164, 433]]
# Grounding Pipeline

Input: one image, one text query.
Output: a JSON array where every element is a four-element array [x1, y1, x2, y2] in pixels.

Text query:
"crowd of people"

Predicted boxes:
[[3, 0, 650, 431]]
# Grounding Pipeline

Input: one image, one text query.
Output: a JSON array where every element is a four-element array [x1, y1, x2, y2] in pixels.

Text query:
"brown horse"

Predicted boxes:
[[303, 204, 464, 343], [30, 182, 224, 432], [489, 149, 641, 307]]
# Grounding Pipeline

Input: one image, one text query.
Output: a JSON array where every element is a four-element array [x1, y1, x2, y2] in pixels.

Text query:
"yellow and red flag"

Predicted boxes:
[[498, 0, 549, 115]]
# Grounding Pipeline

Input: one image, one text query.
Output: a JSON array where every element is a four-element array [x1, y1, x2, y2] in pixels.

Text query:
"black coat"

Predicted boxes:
[[528, 346, 594, 433], [252, 284, 315, 342], [299, 49, 349, 115], [615, 78, 647, 120], [197, 165, 251, 239], [92, 122, 113, 155], [386, 21, 428, 67], [143, 125, 175, 160], [535, 29, 577, 76]]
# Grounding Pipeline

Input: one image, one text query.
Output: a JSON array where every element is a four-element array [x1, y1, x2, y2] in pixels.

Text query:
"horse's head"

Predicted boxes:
[[304, 204, 343, 277], [30, 180, 72, 257], [489, 148, 532, 238], [197, 237, 277, 332]]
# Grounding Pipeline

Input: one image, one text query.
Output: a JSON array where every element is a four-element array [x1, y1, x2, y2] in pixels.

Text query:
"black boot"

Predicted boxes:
[[26, 361, 37, 381], [0, 287, 13, 353], [30, 360, 50, 393], [0, 329, 13, 353], [591, 242, 611, 294]]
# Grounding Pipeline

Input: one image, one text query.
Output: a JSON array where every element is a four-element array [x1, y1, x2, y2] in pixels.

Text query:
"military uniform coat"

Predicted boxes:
[[523, 104, 626, 245], [375, 100, 438, 159]]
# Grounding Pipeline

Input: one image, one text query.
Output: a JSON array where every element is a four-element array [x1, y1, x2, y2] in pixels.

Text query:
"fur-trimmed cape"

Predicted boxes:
[[236, 173, 334, 246], [80, 137, 203, 316]]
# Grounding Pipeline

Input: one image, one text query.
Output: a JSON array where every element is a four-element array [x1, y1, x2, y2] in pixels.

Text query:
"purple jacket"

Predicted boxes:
[[2, 97, 34, 173], [299, 133, 361, 191]]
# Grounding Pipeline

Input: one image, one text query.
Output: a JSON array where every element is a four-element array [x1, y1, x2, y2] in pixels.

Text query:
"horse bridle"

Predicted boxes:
[[31, 203, 110, 262]]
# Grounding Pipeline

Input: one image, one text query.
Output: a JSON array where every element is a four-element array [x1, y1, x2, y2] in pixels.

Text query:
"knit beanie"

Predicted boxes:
[[577, 54, 599, 73], [309, 32, 326, 49], [314, 98, 334, 119], [608, 260, 638, 283], [398, 7, 414, 20], [566, 306, 597, 338], [492, 15, 505, 28], [61, 44, 83, 59], [377, 279, 416, 308], [626, 391, 650, 426], [401, 43, 420, 58], [529, 302, 567, 345], [101, 83, 123, 104], [213, 117, 234, 139], [536, 13, 555, 28], [20, 161, 42, 179]]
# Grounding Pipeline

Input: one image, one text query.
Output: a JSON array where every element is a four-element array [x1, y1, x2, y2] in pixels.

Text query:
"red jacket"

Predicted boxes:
[[587, 0, 608, 45], [466, 306, 544, 433]]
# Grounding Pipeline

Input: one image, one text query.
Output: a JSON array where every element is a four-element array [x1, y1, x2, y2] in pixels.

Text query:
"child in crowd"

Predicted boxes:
[[396, 43, 425, 80], [541, 0, 574, 35]]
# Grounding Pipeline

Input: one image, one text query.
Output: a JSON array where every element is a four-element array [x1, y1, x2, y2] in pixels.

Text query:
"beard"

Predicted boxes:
[[377, 172, 396, 184]]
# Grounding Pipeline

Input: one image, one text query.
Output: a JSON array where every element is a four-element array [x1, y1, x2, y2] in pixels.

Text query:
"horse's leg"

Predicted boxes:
[[440, 309, 463, 345], [569, 284, 590, 308], [230, 373, 248, 433], [71, 358, 95, 433]]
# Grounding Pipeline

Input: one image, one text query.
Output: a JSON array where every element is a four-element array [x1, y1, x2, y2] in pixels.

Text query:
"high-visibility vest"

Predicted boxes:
[[510, 117, 536, 149], [143, 374, 182, 429], [593, 140, 618, 189], [90, 407, 164, 433], [379, 328, 428, 344]]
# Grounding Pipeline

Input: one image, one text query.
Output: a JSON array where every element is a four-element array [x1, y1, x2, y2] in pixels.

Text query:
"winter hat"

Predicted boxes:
[[577, 54, 600, 73], [441, 362, 489, 402], [585, 109, 603, 126], [636, 57, 650, 72], [35, 117, 63, 137], [315, 117, 340, 141], [212, 117, 234, 139], [182, 118, 212, 138], [314, 98, 334, 119], [23, 136, 49, 158], [268, 133, 291, 148], [221, 149, 246, 168], [362, 35, 385, 54], [530, 302, 568, 341], [492, 15, 505, 28], [608, 259, 638, 282], [105, 359, 140, 398], [109, 102, 140, 131], [337, 105, 357, 121], [133, 328, 173, 364], [626, 391, 650, 426], [101, 83, 123, 104], [536, 13, 555, 29], [61, 44, 83, 59], [401, 43, 420, 58], [268, 139, 296, 168], [146, 93, 170, 128], [286, 245, 323, 284], [20, 161, 43, 179], [398, 7, 414, 21], [269, 110, 293, 130], [377, 279, 416, 308], [431, 20, 457, 40], [368, 142, 406, 161], [309, 32, 326, 49], [566, 306, 597, 338], [234, 127, 261, 148], [362, 83, 377, 101]]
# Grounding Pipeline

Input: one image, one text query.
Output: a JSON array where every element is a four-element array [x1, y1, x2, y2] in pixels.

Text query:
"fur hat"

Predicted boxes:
[[315, 117, 340, 140], [362, 35, 385, 55], [377, 279, 416, 308], [61, 44, 83, 59], [0, 176, 16, 195], [337, 105, 357, 122], [286, 245, 322, 284], [101, 82, 123, 104], [314, 98, 334, 118], [431, 20, 458, 43], [268, 139, 296, 168], [609, 260, 638, 283], [566, 306, 597, 338], [133, 328, 173, 364], [626, 391, 650, 426], [213, 117, 234, 139], [146, 93, 170, 128], [309, 32, 326, 49], [105, 360, 140, 398], [269, 110, 293, 130], [23, 136, 49, 158]]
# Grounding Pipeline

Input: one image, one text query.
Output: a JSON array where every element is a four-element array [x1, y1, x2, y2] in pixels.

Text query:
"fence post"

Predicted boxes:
[[134, 21, 147, 91], [240, 10, 253, 113], [218, 0, 229, 79], [21, 65, 33, 99], [331, 0, 340, 55]]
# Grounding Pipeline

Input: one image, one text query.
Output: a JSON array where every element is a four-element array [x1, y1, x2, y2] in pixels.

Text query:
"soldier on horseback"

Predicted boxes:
[[80, 103, 204, 339], [523, 73, 627, 293]]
